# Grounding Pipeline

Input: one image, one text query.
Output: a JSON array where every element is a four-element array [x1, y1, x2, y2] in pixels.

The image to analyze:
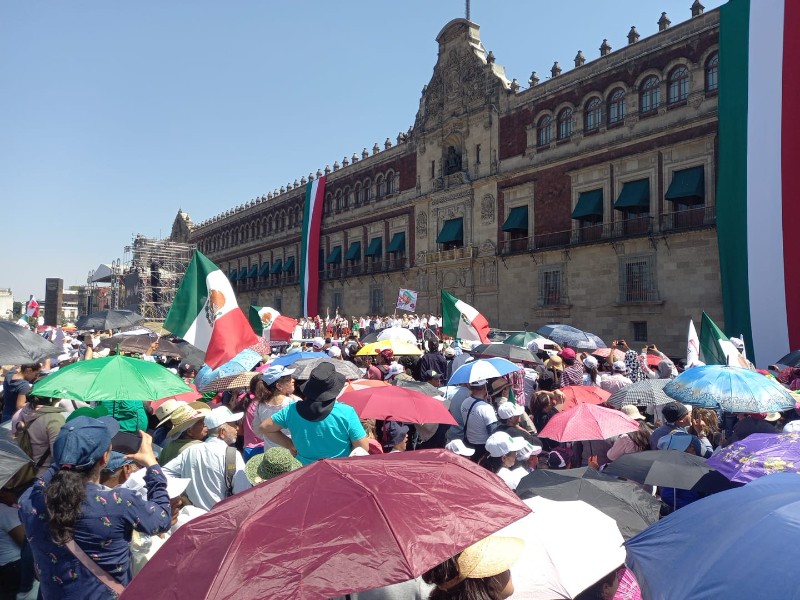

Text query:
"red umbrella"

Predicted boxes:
[[558, 385, 611, 410], [592, 348, 626, 363], [339, 386, 457, 425], [149, 383, 202, 412], [122, 450, 530, 600], [539, 403, 639, 442], [337, 378, 391, 397], [645, 354, 662, 368]]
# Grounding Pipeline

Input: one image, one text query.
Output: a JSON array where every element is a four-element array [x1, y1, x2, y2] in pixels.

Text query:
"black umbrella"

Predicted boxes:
[[0, 322, 60, 365], [0, 435, 34, 489], [97, 334, 184, 357], [602, 450, 733, 494], [472, 343, 542, 364], [394, 379, 444, 398], [515, 467, 661, 540], [359, 328, 387, 344], [776, 350, 800, 368], [169, 340, 206, 367], [76, 309, 145, 330]]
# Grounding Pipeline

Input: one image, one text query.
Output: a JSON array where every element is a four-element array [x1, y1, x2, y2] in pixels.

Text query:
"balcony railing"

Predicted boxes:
[[321, 257, 408, 280], [659, 205, 716, 232], [236, 273, 297, 290], [423, 246, 477, 264]]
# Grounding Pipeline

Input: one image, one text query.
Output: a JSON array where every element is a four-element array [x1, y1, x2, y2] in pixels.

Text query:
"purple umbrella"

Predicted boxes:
[[707, 432, 800, 483]]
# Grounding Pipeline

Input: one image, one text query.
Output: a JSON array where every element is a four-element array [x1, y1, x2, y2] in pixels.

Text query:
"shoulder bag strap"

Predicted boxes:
[[65, 539, 126, 597], [225, 445, 237, 497], [463, 399, 482, 442]]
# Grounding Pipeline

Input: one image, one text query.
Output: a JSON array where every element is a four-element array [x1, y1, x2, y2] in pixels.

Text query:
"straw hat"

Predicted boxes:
[[620, 405, 646, 421], [439, 536, 525, 591], [166, 405, 206, 439], [544, 355, 564, 371], [244, 447, 302, 485]]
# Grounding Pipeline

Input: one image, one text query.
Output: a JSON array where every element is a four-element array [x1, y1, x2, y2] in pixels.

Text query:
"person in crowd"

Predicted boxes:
[[163, 406, 251, 510], [607, 407, 652, 461], [614, 340, 646, 383], [384, 363, 407, 382], [444, 383, 472, 443], [558, 348, 584, 387], [382, 421, 409, 453], [150, 399, 183, 447], [651, 402, 712, 457], [327, 346, 343, 360], [99, 451, 139, 488], [689, 407, 722, 448], [600, 361, 633, 394], [19, 416, 170, 599], [422, 369, 444, 388], [2, 364, 40, 423], [725, 412, 779, 445], [482, 432, 528, 490], [359, 418, 383, 454], [460, 380, 498, 463], [656, 431, 709, 510], [367, 349, 394, 380], [445, 439, 475, 459], [530, 392, 559, 437], [258, 362, 368, 465], [0, 488, 30, 600], [495, 402, 538, 443], [422, 535, 523, 600], [640, 344, 676, 379], [15, 395, 66, 475], [251, 365, 298, 455], [157, 403, 209, 465], [244, 446, 302, 486], [582, 355, 602, 387], [416, 340, 447, 381]]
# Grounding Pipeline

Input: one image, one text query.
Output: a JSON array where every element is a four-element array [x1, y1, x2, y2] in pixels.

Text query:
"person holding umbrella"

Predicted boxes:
[[460, 380, 498, 463], [2, 363, 40, 423]]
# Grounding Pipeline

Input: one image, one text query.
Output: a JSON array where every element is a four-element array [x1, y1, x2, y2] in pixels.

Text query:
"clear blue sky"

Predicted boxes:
[[0, 0, 725, 303]]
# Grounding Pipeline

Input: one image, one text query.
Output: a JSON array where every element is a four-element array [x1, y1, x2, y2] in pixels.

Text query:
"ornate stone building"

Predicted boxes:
[[182, 5, 721, 355]]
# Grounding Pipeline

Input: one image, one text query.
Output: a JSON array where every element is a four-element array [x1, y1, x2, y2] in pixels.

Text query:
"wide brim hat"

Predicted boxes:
[[166, 405, 206, 439], [156, 399, 185, 426], [300, 362, 346, 403], [457, 536, 525, 580], [544, 356, 564, 371], [245, 447, 302, 485]]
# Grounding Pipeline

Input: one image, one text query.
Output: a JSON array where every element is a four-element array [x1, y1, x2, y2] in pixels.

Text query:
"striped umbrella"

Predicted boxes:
[[607, 379, 672, 408]]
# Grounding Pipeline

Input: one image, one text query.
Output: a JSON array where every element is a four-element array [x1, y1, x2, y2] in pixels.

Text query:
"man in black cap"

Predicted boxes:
[[650, 401, 690, 450]]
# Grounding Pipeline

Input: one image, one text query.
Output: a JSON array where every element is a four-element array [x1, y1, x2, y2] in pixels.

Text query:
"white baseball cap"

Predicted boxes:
[[328, 346, 342, 358], [497, 402, 525, 420], [445, 439, 475, 457], [205, 406, 244, 430], [485, 432, 527, 458]]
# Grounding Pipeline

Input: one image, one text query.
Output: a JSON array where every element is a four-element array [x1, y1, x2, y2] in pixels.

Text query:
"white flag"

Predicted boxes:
[[396, 289, 418, 312], [687, 319, 700, 366]]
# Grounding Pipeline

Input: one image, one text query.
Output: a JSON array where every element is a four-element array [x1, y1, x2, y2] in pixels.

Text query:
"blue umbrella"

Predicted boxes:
[[448, 357, 520, 385], [194, 348, 263, 391], [625, 473, 800, 600], [663, 365, 795, 413], [271, 351, 327, 367], [535, 324, 605, 350]]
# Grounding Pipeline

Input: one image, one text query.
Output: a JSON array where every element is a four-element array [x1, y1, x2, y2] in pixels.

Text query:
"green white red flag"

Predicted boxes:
[[249, 305, 297, 342], [164, 251, 258, 369], [299, 176, 326, 317], [699, 311, 749, 368], [441, 290, 490, 343]]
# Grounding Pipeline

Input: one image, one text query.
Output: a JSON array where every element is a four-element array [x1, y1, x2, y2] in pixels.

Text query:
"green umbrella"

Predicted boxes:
[[504, 331, 544, 348], [32, 355, 192, 402]]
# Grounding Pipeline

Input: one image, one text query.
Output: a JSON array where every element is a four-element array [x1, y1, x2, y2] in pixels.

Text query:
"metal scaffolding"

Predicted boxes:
[[121, 235, 195, 322]]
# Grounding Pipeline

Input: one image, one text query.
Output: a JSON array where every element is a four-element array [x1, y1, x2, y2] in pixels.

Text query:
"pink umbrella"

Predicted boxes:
[[339, 386, 457, 425], [558, 386, 611, 410], [592, 348, 626, 363], [338, 378, 390, 397], [539, 404, 639, 442]]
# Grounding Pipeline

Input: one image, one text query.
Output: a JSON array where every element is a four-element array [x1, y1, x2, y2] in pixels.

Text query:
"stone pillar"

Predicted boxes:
[[44, 278, 63, 326]]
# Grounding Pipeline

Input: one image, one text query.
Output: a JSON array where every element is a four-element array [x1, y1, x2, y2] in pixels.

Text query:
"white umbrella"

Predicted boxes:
[[448, 357, 520, 385], [495, 497, 625, 599], [376, 327, 418, 344]]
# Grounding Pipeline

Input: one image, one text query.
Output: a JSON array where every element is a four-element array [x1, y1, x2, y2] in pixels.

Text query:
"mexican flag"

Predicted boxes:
[[249, 305, 297, 342], [699, 311, 749, 368], [717, 0, 799, 366], [441, 290, 490, 343], [164, 251, 258, 369], [299, 176, 326, 317], [25, 296, 39, 318]]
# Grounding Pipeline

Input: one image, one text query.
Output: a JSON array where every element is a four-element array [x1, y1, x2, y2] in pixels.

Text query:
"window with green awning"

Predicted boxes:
[[326, 246, 342, 264], [386, 232, 405, 253], [345, 241, 362, 261], [571, 189, 604, 222], [283, 256, 295, 273], [436, 218, 464, 244], [247, 265, 258, 278], [502, 206, 528, 232], [258, 263, 271, 277], [229, 269, 238, 282], [614, 179, 650, 212], [665, 166, 705, 204], [237, 267, 248, 280], [365, 238, 382, 258], [270, 259, 283, 274]]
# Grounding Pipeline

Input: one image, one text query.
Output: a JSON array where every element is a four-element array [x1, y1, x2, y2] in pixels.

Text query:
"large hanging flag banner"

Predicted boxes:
[[441, 290, 490, 343], [699, 311, 749, 368], [396, 289, 418, 312], [717, 0, 800, 366], [299, 176, 326, 317], [164, 251, 258, 369], [249, 305, 297, 342]]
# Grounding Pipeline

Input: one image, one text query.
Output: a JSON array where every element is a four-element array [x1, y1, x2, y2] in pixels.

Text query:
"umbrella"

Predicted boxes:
[[0, 321, 60, 364], [606, 379, 672, 408], [504, 331, 544, 348], [337, 379, 390, 397], [448, 357, 521, 385], [663, 365, 796, 413], [557, 386, 611, 410], [170, 340, 205, 367], [538, 404, 639, 442], [31, 355, 192, 402], [358, 327, 386, 344], [270, 351, 327, 367], [376, 327, 418, 344], [76, 309, 145, 330], [472, 343, 541, 364], [602, 449, 731, 493], [591, 347, 626, 363], [356, 340, 422, 356], [535, 324, 605, 350], [394, 379, 444, 398], [97, 334, 184, 357], [121, 450, 531, 600], [0, 436, 34, 489], [291, 357, 363, 380], [495, 497, 626, 600], [625, 473, 800, 600], [194, 349, 263, 391], [199, 371, 259, 393], [149, 383, 202, 412], [775, 349, 800, 368], [707, 432, 800, 484], [339, 387, 457, 425], [515, 467, 660, 540]]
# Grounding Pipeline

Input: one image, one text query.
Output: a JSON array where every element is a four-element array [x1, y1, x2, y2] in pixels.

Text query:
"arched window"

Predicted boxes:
[[268, 216, 273, 232], [335, 190, 343, 212], [363, 179, 372, 203], [324, 193, 332, 215], [537, 115, 552, 147], [557, 108, 573, 140], [608, 88, 625, 124], [639, 76, 660, 113], [584, 97, 601, 132], [705, 53, 718, 92], [386, 171, 395, 194], [294, 206, 301, 226], [344, 187, 351, 208], [668, 66, 689, 104], [376, 175, 385, 197], [355, 183, 363, 205]]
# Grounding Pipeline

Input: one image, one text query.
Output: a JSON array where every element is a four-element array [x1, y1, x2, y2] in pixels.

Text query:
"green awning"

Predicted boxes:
[[326, 246, 342, 264], [270, 259, 283, 274], [283, 256, 295, 273], [571, 189, 604, 221], [247, 264, 258, 278], [258, 263, 271, 277], [436, 218, 464, 244], [614, 179, 650, 212], [229, 269, 238, 282], [386, 232, 406, 253], [365, 238, 382, 257], [238, 267, 248, 280], [665, 166, 705, 204], [502, 206, 528, 232], [345, 241, 361, 261]]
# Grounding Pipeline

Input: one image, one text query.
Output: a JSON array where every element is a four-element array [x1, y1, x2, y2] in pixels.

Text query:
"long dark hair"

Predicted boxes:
[[44, 461, 104, 544], [253, 376, 279, 405], [423, 555, 505, 600], [628, 422, 652, 451]]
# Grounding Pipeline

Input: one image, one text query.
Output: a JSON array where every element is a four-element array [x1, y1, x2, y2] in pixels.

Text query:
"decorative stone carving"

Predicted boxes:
[[480, 260, 497, 285], [479, 239, 496, 256], [445, 146, 462, 174], [417, 211, 428, 238], [481, 195, 495, 225], [416, 268, 428, 290]]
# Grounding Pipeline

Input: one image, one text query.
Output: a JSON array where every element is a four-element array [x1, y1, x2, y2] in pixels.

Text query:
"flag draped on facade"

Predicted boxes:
[[164, 251, 257, 369], [717, 0, 800, 366], [248, 305, 297, 342], [299, 176, 326, 317], [441, 290, 490, 343]]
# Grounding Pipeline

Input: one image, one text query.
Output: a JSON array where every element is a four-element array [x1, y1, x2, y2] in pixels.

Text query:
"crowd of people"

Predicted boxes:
[[1, 319, 797, 600], [297, 313, 441, 341]]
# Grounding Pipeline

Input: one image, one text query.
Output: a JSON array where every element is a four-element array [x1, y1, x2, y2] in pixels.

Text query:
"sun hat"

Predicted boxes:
[[54, 415, 119, 471], [559, 348, 577, 361], [156, 399, 185, 426], [382, 421, 410, 446], [384, 363, 405, 380], [489, 379, 511, 398], [517, 440, 543, 461], [65, 404, 109, 422], [204, 406, 244, 430], [612, 360, 628, 373], [497, 402, 524, 420], [103, 450, 135, 473], [188, 400, 211, 414], [327, 346, 342, 358], [445, 439, 475, 457], [437, 536, 524, 591], [661, 401, 689, 423], [545, 356, 564, 372], [261, 364, 296, 386], [468, 379, 488, 388], [582, 355, 599, 370], [124, 468, 191, 499], [657, 430, 702, 454], [244, 447, 302, 485], [166, 405, 207, 439], [764, 412, 782, 422], [300, 362, 346, 403], [485, 432, 527, 458], [620, 405, 646, 420]]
